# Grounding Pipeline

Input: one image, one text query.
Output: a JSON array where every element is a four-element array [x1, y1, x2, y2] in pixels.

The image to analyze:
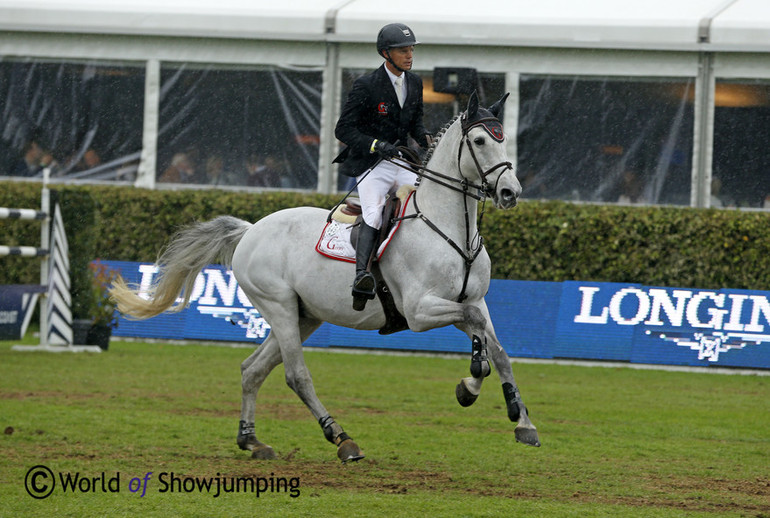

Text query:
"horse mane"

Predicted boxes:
[[422, 113, 462, 166]]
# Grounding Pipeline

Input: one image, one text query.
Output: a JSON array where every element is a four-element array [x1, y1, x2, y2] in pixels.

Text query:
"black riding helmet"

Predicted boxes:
[[376, 23, 419, 71]]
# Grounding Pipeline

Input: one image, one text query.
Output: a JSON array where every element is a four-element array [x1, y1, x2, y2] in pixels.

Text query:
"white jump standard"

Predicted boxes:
[[3, 170, 100, 352]]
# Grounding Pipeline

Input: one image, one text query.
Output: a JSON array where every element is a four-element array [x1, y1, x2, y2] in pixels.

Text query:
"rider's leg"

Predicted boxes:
[[352, 222, 379, 307], [394, 164, 419, 191], [352, 162, 396, 310]]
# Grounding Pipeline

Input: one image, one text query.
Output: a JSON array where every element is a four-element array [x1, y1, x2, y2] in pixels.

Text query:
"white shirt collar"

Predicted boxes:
[[384, 64, 404, 86], [384, 64, 406, 101]]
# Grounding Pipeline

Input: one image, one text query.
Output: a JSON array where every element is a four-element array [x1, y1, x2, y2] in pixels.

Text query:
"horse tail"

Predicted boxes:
[[110, 215, 252, 320]]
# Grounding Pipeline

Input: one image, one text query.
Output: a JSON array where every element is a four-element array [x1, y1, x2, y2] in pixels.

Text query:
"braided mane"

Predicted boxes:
[[422, 113, 462, 166]]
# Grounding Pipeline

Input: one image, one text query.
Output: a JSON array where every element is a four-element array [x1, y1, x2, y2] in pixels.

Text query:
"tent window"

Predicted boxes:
[[155, 64, 322, 189], [517, 76, 694, 206], [712, 81, 770, 209], [0, 59, 144, 181]]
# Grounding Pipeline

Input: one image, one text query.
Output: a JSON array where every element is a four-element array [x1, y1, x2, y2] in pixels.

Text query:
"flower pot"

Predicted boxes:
[[86, 324, 112, 351], [71, 319, 92, 345]]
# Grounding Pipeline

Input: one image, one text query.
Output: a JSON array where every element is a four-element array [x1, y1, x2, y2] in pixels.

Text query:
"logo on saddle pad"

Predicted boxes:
[[315, 188, 414, 263]]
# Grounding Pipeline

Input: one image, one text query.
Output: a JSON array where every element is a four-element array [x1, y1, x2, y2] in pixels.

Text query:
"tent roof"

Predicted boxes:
[[334, 0, 724, 50], [0, 0, 768, 52], [0, 0, 336, 41], [711, 0, 770, 49]]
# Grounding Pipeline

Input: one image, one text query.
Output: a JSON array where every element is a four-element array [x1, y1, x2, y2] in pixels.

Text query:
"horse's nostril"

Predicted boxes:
[[501, 188, 515, 201]]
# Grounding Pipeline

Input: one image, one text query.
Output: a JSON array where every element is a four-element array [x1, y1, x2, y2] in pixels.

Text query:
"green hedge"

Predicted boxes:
[[2, 181, 769, 319], [483, 201, 770, 290]]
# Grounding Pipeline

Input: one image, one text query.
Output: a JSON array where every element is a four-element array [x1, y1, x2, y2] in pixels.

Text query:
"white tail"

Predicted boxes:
[[110, 216, 251, 319]]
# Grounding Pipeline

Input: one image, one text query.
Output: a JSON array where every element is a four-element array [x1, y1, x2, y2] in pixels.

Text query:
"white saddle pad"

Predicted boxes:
[[315, 190, 413, 263]]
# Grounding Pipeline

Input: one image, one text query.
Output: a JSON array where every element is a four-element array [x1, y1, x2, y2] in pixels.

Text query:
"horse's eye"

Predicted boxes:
[[474, 136, 485, 145]]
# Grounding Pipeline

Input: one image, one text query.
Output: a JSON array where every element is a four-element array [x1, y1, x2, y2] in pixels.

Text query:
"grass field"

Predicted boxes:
[[1, 335, 768, 517]]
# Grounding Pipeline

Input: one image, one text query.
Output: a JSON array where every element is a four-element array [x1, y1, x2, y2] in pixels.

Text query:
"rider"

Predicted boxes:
[[334, 22, 432, 310]]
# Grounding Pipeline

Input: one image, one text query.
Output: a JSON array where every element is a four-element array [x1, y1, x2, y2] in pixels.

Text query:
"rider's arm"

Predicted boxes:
[[335, 79, 377, 155]]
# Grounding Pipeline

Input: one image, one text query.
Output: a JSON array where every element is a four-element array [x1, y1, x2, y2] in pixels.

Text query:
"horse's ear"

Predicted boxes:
[[488, 92, 510, 119], [466, 90, 479, 119]]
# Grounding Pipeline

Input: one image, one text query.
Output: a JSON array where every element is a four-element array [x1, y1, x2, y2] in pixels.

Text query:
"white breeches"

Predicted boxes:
[[357, 159, 418, 229]]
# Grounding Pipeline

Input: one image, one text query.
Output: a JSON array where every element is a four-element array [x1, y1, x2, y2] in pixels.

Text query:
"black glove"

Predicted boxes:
[[374, 140, 400, 159], [418, 133, 432, 148]]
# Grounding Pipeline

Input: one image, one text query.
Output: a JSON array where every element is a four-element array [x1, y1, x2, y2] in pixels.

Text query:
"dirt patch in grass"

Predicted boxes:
[[217, 458, 770, 514], [0, 391, 104, 401]]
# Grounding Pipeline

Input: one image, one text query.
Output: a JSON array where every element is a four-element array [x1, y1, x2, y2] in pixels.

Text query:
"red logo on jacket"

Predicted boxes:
[[378, 102, 388, 114]]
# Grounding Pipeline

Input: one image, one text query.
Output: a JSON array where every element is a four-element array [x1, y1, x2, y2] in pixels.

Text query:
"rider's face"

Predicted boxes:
[[386, 46, 414, 73]]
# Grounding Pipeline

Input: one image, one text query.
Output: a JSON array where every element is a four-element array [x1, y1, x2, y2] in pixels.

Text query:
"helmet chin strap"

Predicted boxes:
[[383, 49, 407, 74]]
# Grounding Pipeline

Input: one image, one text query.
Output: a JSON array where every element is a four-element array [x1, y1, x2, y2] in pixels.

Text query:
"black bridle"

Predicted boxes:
[[391, 115, 514, 302]]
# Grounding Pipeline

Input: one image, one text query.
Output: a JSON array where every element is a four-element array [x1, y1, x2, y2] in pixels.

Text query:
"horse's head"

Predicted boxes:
[[458, 92, 522, 209]]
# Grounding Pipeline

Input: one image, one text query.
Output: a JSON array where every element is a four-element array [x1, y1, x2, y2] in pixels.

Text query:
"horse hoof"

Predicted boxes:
[[237, 433, 258, 451], [337, 439, 365, 463], [514, 425, 541, 447], [251, 445, 277, 460], [455, 379, 479, 407]]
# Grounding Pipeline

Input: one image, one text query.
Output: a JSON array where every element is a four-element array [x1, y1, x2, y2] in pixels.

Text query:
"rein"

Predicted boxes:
[[391, 116, 514, 302]]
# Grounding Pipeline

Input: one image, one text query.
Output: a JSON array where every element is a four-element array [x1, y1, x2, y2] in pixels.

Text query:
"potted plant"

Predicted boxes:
[[81, 259, 119, 350]]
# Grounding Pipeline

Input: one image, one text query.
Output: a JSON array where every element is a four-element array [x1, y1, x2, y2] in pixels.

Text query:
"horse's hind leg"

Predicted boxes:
[[266, 302, 365, 463], [279, 336, 365, 462], [238, 334, 282, 459]]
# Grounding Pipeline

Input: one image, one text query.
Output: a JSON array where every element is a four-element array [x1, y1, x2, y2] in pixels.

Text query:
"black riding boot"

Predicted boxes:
[[352, 222, 379, 311]]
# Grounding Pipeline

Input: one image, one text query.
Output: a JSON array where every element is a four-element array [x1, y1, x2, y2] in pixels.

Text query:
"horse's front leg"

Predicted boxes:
[[406, 295, 490, 406], [409, 295, 540, 447], [455, 334, 490, 407], [483, 327, 541, 447]]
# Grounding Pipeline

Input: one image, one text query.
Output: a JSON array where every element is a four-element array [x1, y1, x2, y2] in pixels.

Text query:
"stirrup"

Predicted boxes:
[[352, 272, 376, 311]]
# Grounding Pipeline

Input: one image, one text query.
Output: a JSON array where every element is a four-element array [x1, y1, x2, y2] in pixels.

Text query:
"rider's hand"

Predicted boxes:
[[374, 140, 400, 159]]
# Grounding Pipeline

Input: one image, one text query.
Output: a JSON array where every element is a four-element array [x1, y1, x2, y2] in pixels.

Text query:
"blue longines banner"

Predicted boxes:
[[107, 261, 770, 370], [0, 284, 45, 340]]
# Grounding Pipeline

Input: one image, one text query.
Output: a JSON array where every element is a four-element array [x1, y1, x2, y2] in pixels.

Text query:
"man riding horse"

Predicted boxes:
[[110, 27, 538, 460], [334, 22, 433, 311]]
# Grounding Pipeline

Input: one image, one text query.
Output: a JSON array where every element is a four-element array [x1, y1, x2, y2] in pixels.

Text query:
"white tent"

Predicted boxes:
[[3, 0, 768, 50], [1, 0, 769, 206]]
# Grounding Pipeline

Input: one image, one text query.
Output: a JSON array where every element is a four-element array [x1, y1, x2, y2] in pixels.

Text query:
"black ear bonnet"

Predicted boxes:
[[461, 91, 507, 142]]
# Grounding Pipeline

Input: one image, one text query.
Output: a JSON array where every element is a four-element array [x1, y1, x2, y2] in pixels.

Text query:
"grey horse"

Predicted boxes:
[[110, 92, 540, 462]]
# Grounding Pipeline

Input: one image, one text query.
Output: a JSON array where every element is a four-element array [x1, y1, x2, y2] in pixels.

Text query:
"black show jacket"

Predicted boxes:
[[334, 64, 428, 176]]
